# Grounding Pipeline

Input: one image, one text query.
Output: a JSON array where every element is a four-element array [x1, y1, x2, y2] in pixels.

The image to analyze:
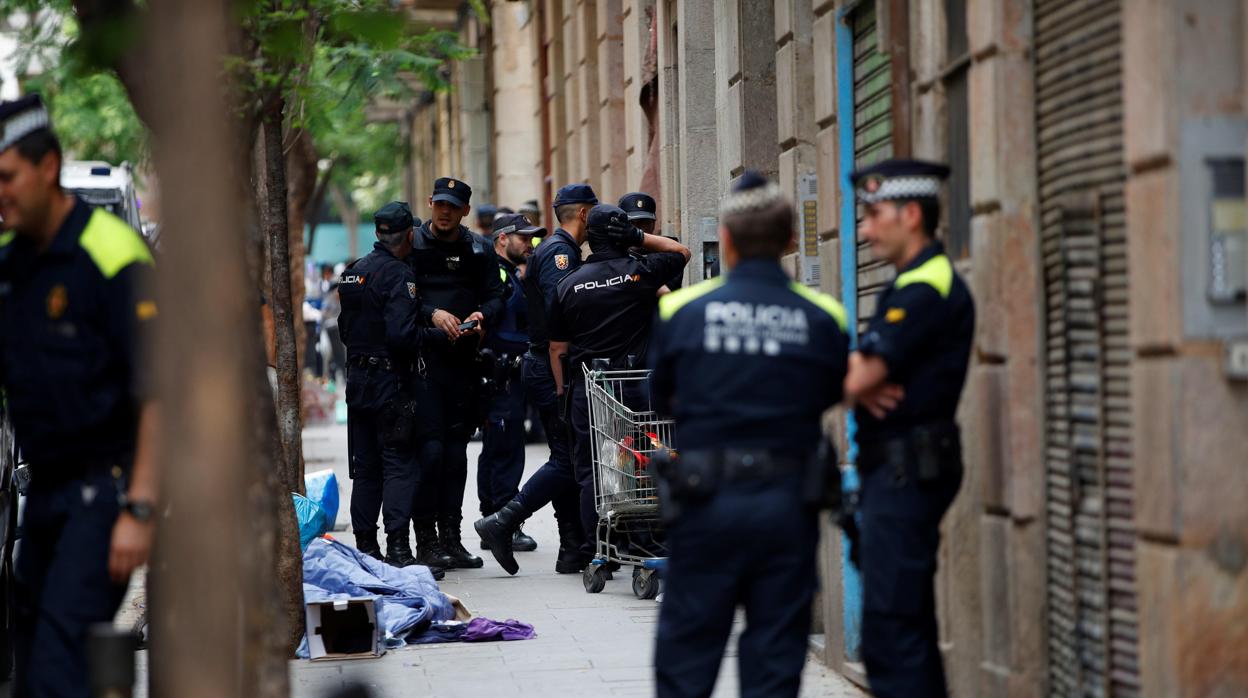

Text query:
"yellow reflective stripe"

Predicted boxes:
[[499, 266, 507, 282], [788, 282, 848, 332], [894, 253, 953, 298], [658, 276, 726, 321], [0, 231, 13, 247], [79, 209, 153, 279], [532, 236, 542, 247]]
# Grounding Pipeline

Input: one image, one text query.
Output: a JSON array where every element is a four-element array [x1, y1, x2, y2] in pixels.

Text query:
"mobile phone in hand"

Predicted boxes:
[[457, 319, 479, 331]]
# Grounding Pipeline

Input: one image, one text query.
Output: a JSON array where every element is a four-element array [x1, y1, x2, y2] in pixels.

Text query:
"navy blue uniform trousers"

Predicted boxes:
[[513, 352, 579, 523], [348, 406, 419, 537], [15, 468, 130, 698], [476, 374, 527, 517], [858, 459, 962, 698], [413, 356, 479, 526], [655, 475, 818, 698]]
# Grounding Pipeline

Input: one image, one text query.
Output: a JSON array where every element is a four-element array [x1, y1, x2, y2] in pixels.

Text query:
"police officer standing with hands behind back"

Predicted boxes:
[[843, 158, 975, 697], [547, 204, 689, 565], [649, 172, 850, 698], [337, 201, 440, 576], [0, 95, 160, 697], [408, 177, 504, 571]]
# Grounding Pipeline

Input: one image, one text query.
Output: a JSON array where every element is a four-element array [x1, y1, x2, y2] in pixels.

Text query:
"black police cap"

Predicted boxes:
[[491, 213, 545, 240], [374, 201, 414, 233], [432, 177, 472, 208], [618, 192, 657, 221], [477, 203, 498, 219], [586, 203, 628, 233], [552, 183, 598, 209], [0, 94, 51, 152], [849, 158, 950, 204]]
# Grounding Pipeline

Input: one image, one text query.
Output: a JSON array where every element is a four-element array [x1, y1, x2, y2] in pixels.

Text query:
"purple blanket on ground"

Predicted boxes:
[[463, 617, 536, 642]]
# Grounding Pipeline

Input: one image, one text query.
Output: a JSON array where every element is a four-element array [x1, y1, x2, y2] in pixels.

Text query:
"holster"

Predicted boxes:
[[380, 397, 417, 447], [858, 422, 962, 487]]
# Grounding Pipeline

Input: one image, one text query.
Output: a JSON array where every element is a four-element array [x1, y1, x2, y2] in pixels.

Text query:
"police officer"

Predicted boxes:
[[337, 201, 436, 574], [842, 159, 975, 697], [408, 177, 504, 569], [619, 192, 683, 293], [649, 172, 849, 697], [517, 199, 542, 228], [548, 204, 689, 563], [473, 184, 598, 575], [475, 213, 540, 552], [474, 203, 498, 237], [0, 95, 159, 697]]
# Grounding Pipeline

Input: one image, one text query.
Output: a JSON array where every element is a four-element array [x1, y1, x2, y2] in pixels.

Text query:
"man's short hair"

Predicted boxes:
[[12, 129, 62, 169], [890, 198, 941, 238], [554, 202, 590, 224], [722, 199, 793, 259]]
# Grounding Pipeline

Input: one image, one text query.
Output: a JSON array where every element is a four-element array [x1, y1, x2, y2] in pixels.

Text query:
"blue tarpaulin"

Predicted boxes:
[[298, 538, 457, 655], [293, 494, 329, 551]]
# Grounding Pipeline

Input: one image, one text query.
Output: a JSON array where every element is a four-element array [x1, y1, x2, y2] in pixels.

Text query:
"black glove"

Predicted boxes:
[[604, 212, 644, 248]]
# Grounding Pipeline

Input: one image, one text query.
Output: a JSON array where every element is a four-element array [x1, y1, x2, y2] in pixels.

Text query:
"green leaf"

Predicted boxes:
[[328, 10, 404, 50]]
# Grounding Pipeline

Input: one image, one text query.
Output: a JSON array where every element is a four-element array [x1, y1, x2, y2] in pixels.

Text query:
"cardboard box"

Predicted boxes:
[[305, 597, 383, 661]]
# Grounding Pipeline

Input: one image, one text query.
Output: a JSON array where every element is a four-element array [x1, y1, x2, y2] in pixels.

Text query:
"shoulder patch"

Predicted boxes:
[[555, 254, 569, 270], [894, 253, 953, 298], [406, 281, 417, 299], [79, 209, 153, 279], [659, 276, 727, 321], [788, 282, 848, 332]]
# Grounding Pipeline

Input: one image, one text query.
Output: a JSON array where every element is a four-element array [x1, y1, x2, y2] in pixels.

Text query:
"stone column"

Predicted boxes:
[[597, 0, 628, 200], [457, 54, 493, 205], [490, 0, 542, 208], [656, 0, 682, 238], [675, 0, 719, 279], [622, 0, 655, 192], [713, 0, 778, 191]]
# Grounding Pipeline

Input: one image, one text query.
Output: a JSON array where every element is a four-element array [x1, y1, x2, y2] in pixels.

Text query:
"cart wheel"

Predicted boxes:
[[632, 568, 659, 600], [583, 565, 608, 594]]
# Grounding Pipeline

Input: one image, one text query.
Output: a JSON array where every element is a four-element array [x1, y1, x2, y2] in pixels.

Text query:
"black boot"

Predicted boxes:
[[414, 520, 455, 573], [473, 500, 528, 575], [512, 525, 538, 552], [439, 517, 484, 569], [554, 515, 590, 574], [355, 530, 384, 561], [385, 532, 418, 568]]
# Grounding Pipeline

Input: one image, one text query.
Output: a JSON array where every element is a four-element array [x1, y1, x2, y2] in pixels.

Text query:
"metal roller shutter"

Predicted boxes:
[[852, 1, 893, 328], [1034, 1, 1140, 695]]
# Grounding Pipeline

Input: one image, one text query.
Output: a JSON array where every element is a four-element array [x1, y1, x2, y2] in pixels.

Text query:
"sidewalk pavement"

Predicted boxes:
[[294, 422, 865, 698]]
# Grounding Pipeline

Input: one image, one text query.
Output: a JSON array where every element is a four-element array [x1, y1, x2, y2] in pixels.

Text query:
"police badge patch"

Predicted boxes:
[[555, 254, 569, 270], [407, 282, 417, 299]]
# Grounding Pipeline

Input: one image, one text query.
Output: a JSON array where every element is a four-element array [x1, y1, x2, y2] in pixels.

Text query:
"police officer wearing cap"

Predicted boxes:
[[474, 203, 498, 237], [619, 191, 684, 292], [843, 158, 975, 697], [475, 213, 540, 552], [548, 204, 689, 563], [474, 183, 598, 576], [0, 95, 159, 696], [408, 177, 505, 570], [337, 201, 438, 574], [649, 172, 849, 697]]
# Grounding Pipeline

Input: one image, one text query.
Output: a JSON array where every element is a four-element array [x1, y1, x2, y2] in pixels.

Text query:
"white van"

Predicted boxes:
[[60, 160, 144, 234]]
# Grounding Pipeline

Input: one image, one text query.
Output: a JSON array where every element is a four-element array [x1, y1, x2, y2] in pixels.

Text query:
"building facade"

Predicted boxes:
[[401, 1, 1248, 695]]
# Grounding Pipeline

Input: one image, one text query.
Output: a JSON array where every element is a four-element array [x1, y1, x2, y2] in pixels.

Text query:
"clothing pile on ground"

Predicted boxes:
[[297, 536, 535, 657]]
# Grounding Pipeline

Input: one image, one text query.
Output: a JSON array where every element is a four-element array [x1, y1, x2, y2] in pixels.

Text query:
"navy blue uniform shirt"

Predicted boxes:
[[337, 241, 429, 409], [523, 228, 581, 351], [0, 197, 156, 465], [649, 260, 849, 454], [409, 221, 505, 329], [855, 241, 975, 439], [548, 248, 686, 372]]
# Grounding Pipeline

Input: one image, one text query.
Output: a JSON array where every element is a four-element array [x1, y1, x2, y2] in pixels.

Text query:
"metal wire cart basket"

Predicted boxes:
[[582, 365, 672, 599]]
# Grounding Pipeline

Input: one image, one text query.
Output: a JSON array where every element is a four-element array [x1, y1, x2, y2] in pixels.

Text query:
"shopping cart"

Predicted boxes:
[[581, 365, 672, 599]]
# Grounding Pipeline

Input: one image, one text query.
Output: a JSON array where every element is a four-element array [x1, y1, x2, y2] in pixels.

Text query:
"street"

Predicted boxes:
[[289, 423, 865, 698]]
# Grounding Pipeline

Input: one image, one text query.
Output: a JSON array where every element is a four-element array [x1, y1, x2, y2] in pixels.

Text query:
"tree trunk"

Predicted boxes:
[[261, 97, 306, 496], [142, 0, 290, 695], [329, 182, 360, 260]]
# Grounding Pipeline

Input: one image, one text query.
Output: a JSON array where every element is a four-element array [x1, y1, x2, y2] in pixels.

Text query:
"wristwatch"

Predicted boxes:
[[118, 493, 156, 523]]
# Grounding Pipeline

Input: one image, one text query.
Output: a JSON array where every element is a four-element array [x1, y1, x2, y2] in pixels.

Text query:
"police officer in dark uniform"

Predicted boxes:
[[408, 177, 504, 570], [0, 95, 159, 697], [620, 192, 683, 292], [337, 201, 435, 573], [474, 203, 498, 238], [474, 184, 598, 575], [548, 204, 689, 562], [843, 159, 975, 697], [475, 213, 540, 552], [649, 172, 849, 697]]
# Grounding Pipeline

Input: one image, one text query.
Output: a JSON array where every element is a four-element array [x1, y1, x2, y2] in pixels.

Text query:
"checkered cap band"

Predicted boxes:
[[0, 105, 50, 151], [857, 176, 942, 203], [720, 182, 784, 217]]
